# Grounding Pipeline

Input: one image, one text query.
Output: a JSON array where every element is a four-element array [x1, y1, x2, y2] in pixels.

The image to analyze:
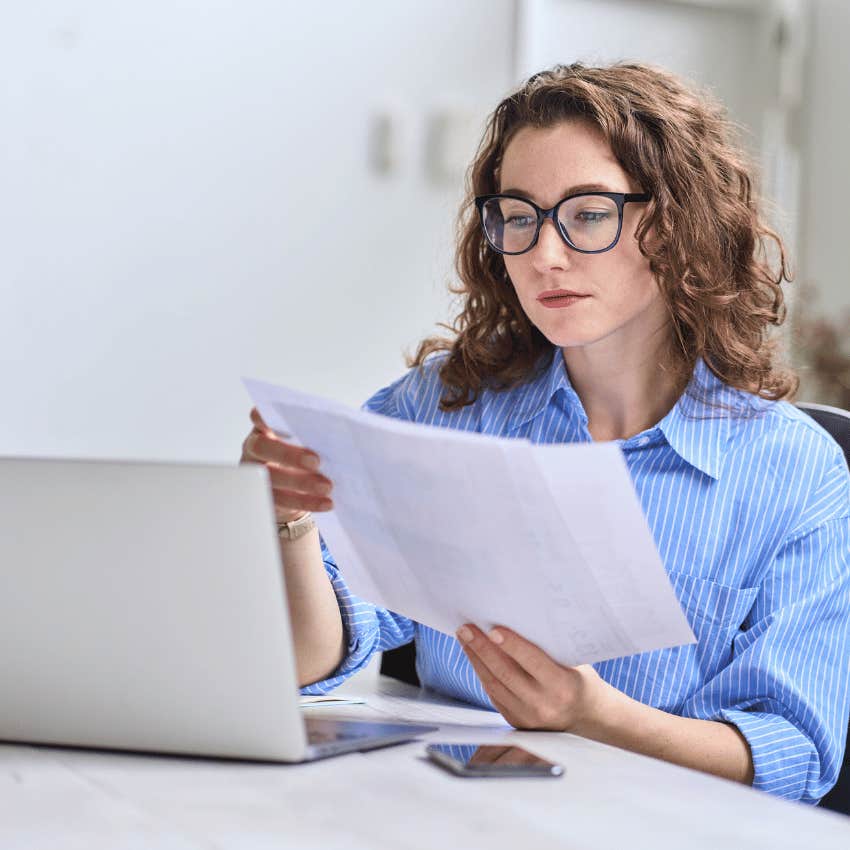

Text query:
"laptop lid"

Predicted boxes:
[[0, 457, 313, 761]]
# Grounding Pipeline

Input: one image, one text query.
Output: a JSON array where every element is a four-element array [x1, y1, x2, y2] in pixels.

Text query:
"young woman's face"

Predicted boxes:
[[499, 120, 668, 359]]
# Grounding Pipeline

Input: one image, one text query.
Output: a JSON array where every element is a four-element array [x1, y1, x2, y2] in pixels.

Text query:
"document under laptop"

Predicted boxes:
[[0, 458, 435, 761]]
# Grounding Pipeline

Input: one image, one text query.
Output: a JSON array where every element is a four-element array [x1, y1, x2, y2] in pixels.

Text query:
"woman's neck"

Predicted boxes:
[[561, 339, 684, 443]]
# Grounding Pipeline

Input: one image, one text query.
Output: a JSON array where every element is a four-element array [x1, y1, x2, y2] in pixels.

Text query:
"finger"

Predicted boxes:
[[458, 625, 536, 713], [485, 626, 563, 684], [250, 407, 272, 434], [240, 430, 260, 464], [457, 624, 537, 698], [272, 488, 334, 514], [487, 693, 524, 729], [244, 431, 321, 471], [266, 465, 333, 498], [249, 406, 292, 439], [460, 644, 529, 725]]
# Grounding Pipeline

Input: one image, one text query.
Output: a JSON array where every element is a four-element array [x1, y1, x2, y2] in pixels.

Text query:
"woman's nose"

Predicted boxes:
[[531, 218, 572, 272]]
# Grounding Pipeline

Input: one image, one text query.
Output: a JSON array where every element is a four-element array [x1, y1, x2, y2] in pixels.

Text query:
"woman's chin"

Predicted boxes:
[[536, 327, 600, 350]]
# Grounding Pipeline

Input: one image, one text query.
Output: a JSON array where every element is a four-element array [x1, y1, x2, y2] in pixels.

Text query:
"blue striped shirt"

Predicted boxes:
[[302, 348, 850, 804]]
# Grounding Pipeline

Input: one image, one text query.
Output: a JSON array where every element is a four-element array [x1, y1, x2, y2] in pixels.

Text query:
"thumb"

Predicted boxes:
[[250, 407, 271, 434]]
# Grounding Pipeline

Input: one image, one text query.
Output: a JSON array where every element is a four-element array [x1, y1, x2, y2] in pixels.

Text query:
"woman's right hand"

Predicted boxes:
[[240, 408, 334, 523]]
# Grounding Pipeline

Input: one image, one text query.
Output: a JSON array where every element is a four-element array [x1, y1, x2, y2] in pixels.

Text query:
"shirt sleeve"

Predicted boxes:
[[681, 484, 850, 803], [299, 367, 427, 695], [299, 537, 415, 695]]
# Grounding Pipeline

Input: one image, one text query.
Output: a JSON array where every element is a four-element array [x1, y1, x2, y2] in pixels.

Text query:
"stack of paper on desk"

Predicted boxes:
[[243, 378, 695, 667]]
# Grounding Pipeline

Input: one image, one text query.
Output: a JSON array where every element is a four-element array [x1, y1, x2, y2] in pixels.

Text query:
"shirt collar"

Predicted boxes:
[[504, 347, 585, 433], [504, 351, 754, 481], [655, 359, 761, 480]]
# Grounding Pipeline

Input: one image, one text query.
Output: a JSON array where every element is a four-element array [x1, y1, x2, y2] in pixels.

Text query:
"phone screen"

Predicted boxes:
[[426, 743, 564, 777]]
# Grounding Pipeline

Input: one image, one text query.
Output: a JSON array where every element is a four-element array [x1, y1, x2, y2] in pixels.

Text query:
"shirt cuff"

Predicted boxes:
[[718, 708, 822, 803]]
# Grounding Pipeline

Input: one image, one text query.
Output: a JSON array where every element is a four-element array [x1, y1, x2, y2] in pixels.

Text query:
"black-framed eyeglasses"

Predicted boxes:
[[474, 191, 651, 255]]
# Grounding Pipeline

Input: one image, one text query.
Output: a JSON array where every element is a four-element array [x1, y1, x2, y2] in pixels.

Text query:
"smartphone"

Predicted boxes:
[[425, 743, 563, 778]]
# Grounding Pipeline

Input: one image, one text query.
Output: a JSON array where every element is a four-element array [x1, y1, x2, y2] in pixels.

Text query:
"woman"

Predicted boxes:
[[241, 63, 850, 803]]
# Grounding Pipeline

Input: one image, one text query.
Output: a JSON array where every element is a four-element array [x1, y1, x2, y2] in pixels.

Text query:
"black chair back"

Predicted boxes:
[[380, 640, 419, 687], [798, 402, 850, 815], [798, 403, 850, 468]]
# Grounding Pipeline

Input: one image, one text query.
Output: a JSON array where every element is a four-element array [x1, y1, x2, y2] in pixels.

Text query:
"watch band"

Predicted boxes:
[[277, 511, 316, 541]]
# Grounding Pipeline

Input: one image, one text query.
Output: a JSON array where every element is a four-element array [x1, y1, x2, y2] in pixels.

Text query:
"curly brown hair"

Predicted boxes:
[[410, 62, 797, 410]]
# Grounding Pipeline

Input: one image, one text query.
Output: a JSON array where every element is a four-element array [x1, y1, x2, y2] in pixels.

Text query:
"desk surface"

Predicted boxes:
[[1, 676, 848, 850]]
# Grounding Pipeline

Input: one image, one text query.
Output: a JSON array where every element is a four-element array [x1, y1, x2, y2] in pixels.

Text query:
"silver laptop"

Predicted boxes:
[[0, 457, 435, 761]]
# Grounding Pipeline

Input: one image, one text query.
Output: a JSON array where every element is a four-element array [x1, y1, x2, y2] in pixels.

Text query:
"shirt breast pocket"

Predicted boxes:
[[667, 571, 759, 672]]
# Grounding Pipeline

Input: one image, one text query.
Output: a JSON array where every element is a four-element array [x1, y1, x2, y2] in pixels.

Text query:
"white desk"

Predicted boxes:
[[1, 676, 848, 849]]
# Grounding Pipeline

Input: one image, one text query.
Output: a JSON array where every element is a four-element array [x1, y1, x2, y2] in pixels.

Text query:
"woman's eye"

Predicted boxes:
[[505, 215, 535, 229], [574, 210, 611, 225], [575, 210, 611, 224]]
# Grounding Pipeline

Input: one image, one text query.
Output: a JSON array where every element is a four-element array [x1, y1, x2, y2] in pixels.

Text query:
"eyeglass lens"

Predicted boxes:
[[481, 195, 621, 253]]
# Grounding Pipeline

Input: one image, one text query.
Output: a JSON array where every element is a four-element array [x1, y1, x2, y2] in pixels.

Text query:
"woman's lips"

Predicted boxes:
[[537, 290, 590, 309]]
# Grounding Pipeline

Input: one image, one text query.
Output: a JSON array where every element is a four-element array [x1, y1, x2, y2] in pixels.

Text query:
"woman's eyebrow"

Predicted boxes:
[[499, 182, 620, 198]]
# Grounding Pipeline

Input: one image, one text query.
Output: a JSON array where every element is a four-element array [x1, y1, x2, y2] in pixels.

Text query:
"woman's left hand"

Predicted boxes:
[[456, 623, 606, 732]]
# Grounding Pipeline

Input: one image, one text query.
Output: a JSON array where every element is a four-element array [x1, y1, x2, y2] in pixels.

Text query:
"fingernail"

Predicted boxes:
[[301, 453, 320, 470], [456, 626, 472, 643], [488, 629, 504, 645]]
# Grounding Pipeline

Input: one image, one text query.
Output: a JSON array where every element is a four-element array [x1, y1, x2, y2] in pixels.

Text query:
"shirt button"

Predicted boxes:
[[636, 436, 650, 447]]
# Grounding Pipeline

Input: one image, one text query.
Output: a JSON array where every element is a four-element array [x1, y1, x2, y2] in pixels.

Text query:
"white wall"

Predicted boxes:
[[0, 1, 514, 462], [2, 0, 845, 466], [798, 0, 850, 312], [516, 0, 771, 142]]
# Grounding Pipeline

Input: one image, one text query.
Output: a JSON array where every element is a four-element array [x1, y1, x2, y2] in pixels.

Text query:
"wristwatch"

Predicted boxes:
[[277, 511, 316, 541]]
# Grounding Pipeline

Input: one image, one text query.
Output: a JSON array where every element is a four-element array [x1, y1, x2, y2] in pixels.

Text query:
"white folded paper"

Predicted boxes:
[[243, 377, 695, 666]]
